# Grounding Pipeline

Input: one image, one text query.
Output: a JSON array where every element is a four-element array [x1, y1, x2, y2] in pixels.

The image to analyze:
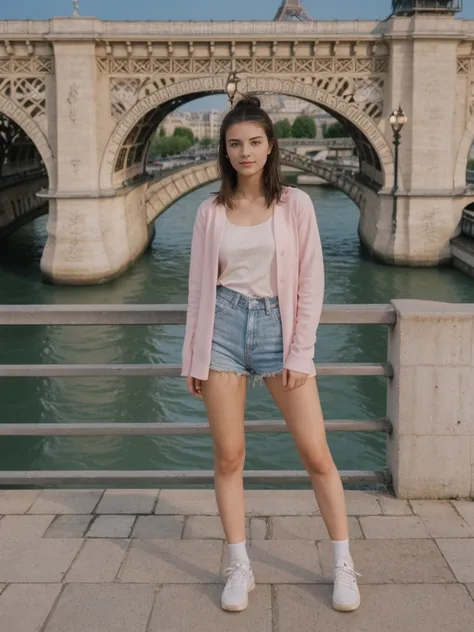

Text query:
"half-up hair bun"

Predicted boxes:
[[234, 95, 261, 110]]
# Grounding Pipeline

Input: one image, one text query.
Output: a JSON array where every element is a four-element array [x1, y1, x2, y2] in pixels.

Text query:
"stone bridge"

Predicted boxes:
[[1, 10, 474, 282], [145, 150, 364, 221]]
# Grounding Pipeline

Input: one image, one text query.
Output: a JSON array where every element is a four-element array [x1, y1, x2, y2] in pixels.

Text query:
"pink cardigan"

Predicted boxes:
[[181, 186, 325, 380]]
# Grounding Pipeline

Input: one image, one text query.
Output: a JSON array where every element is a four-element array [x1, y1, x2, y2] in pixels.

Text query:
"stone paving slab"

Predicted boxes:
[[28, 490, 103, 515], [0, 490, 41, 514], [65, 539, 129, 583], [275, 584, 474, 632], [120, 539, 223, 583], [435, 538, 474, 582], [452, 501, 474, 530], [0, 538, 83, 583], [183, 515, 250, 540], [250, 517, 267, 540], [148, 584, 272, 631], [359, 516, 430, 539], [133, 515, 185, 539], [411, 500, 474, 538], [239, 490, 320, 516], [42, 583, 156, 632], [44, 515, 93, 538], [318, 539, 456, 584], [87, 514, 135, 538], [466, 584, 474, 600], [155, 490, 219, 515], [270, 516, 363, 540], [0, 583, 62, 632], [0, 514, 55, 540], [343, 491, 382, 516], [244, 540, 324, 583], [377, 494, 413, 516], [95, 489, 159, 514]]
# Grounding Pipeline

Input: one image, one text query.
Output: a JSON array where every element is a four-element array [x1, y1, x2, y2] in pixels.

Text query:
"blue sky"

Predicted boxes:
[[2, 0, 472, 22]]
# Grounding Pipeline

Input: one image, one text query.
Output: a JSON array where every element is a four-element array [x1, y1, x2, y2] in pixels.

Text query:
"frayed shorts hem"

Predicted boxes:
[[208, 366, 283, 387]]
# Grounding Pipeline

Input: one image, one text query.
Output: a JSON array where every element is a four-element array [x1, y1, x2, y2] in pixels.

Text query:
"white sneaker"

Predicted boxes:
[[332, 559, 361, 611], [221, 562, 255, 612]]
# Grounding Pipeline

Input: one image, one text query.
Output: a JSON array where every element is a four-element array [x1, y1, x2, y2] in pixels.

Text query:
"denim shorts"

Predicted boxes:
[[210, 285, 284, 384]]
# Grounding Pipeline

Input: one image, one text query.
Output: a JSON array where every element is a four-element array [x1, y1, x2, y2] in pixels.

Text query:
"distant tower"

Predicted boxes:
[[274, 0, 313, 21]]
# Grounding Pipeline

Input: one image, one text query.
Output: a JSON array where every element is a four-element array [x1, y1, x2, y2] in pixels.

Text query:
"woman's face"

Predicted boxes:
[[225, 121, 273, 179]]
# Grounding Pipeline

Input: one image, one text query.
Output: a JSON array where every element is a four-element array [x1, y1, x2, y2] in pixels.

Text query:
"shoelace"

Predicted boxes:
[[334, 564, 361, 590], [224, 563, 251, 591]]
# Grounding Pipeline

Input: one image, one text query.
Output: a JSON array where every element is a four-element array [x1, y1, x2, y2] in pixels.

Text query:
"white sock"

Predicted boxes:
[[332, 539, 352, 566], [228, 540, 249, 566]]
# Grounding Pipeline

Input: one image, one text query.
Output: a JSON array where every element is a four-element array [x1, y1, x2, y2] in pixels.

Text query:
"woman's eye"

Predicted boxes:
[[252, 141, 261, 145]]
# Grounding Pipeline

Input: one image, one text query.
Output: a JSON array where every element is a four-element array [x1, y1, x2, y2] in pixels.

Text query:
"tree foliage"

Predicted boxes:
[[323, 122, 347, 139], [149, 126, 195, 158], [274, 119, 292, 138], [291, 116, 317, 139], [173, 126, 195, 143]]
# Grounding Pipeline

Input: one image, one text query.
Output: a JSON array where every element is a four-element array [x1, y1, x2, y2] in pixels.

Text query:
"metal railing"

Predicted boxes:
[[0, 304, 396, 487]]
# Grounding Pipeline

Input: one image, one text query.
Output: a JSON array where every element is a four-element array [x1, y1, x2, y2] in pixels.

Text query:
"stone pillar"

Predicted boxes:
[[379, 15, 465, 266], [387, 299, 474, 499], [40, 22, 150, 284]]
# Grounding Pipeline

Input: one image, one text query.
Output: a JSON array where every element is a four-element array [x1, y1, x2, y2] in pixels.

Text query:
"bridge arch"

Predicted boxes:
[[454, 114, 474, 189], [100, 75, 394, 192], [0, 95, 54, 183], [145, 152, 367, 223]]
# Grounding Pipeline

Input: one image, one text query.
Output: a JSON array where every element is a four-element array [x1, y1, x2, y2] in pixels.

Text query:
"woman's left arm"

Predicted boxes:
[[284, 192, 325, 374]]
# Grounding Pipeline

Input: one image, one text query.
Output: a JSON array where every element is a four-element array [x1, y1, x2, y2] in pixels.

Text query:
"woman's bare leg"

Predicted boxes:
[[264, 375, 348, 541], [202, 371, 255, 613], [202, 371, 248, 544], [264, 374, 360, 611]]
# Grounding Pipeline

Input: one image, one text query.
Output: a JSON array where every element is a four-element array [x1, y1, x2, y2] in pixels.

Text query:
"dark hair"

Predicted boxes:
[[215, 95, 283, 209]]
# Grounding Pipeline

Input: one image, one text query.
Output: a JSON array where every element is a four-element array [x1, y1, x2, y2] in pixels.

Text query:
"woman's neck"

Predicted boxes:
[[234, 173, 265, 202]]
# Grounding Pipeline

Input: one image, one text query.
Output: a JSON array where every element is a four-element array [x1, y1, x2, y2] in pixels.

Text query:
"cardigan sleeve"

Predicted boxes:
[[181, 202, 206, 376], [284, 190, 325, 374]]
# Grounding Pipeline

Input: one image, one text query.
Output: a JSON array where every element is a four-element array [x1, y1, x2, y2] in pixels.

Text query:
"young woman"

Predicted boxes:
[[181, 95, 360, 613]]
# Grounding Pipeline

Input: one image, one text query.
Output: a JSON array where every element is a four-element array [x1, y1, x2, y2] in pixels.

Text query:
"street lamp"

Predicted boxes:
[[389, 106, 407, 227], [225, 71, 241, 107]]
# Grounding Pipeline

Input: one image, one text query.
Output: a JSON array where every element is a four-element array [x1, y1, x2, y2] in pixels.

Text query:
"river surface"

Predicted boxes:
[[1, 183, 474, 488]]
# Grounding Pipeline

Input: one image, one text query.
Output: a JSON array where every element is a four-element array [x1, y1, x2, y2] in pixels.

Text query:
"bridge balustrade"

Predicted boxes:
[[0, 304, 394, 488]]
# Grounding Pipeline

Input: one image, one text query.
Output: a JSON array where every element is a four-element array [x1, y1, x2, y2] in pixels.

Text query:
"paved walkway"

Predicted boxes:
[[0, 489, 474, 631]]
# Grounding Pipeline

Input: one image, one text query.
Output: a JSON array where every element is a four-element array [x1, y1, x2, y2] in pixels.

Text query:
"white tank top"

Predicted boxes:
[[217, 216, 278, 298]]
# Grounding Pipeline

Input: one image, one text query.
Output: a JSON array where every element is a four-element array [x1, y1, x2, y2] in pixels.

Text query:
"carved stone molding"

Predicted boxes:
[[0, 57, 53, 75], [98, 55, 388, 77], [0, 76, 47, 129]]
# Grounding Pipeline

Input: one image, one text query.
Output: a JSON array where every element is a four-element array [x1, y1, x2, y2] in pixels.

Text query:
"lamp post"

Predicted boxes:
[[225, 71, 241, 107], [389, 106, 407, 228]]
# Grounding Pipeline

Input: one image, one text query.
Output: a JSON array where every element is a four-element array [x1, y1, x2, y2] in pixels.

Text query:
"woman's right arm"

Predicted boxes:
[[181, 203, 206, 376]]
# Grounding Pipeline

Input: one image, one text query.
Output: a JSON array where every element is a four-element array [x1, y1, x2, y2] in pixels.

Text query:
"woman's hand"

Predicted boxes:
[[186, 376, 203, 398], [282, 368, 308, 390]]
